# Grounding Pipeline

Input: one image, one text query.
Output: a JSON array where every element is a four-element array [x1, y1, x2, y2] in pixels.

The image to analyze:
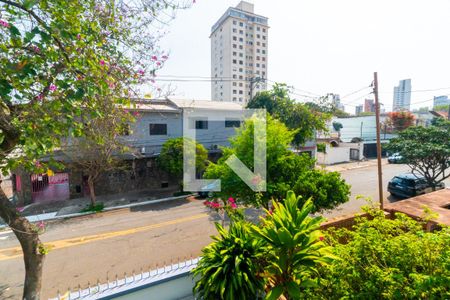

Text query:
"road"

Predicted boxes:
[[1, 162, 448, 299]]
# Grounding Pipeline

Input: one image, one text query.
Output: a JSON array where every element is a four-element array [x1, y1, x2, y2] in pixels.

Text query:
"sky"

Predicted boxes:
[[156, 0, 450, 113]]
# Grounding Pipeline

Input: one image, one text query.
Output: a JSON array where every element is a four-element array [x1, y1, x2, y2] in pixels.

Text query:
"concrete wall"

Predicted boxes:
[[317, 142, 364, 165]]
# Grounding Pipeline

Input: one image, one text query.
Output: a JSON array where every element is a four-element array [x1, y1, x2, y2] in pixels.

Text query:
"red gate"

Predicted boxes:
[[31, 173, 70, 203]]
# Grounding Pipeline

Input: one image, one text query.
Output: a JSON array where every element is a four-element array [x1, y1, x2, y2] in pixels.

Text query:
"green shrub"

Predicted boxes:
[[304, 209, 450, 299], [80, 203, 104, 213]]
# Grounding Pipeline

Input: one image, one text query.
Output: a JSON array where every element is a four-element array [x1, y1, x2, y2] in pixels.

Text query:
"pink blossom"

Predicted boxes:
[[49, 84, 56, 92], [156, 61, 161, 66], [99, 60, 105, 66], [230, 203, 237, 209], [228, 197, 235, 204], [132, 111, 140, 117], [36, 94, 44, 101], [0, 20, 10, 28], [161, 55, 168, 60], [76, 34, 81, 40], [35, 161, 41, 167], [150, 79, 155, 84], [319, 236, 324, 241], [108, 82, 115, 89], [38, 221, 45, 229], [138, 69, 145, 76], [151, 55, 158, 61], [31, 45, 40, 53]]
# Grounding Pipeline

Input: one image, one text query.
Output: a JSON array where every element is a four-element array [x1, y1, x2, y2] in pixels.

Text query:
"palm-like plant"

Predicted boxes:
[[252, 191, 335, 300], [192, 221, 265, 300]]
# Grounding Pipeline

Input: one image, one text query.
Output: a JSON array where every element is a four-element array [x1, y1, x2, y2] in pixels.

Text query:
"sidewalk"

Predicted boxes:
[[320, 158, 389, 172], [0, 187, 189, 229]]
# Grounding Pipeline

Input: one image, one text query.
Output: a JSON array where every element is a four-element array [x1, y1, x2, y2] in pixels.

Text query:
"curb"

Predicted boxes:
[[0, 194, 196, 231]]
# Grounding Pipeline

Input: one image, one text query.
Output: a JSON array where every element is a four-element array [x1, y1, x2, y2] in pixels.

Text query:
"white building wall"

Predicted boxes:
[[211, 1, 269, 104]]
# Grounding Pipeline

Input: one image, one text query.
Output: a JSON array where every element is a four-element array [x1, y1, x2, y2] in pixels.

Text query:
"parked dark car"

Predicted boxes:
[[387, 152, 405, 164], [388, 173, 445, 198]]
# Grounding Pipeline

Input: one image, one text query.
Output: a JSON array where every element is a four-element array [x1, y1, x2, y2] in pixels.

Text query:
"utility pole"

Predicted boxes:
[[373, 72, 384, 209]]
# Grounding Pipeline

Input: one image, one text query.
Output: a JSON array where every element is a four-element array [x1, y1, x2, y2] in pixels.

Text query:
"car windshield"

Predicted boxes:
[[392, 177, 415, 187]]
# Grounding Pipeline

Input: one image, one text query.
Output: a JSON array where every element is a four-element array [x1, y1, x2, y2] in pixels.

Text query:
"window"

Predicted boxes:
[[262, 64, 266, 68], [239, 75, 243, 79], [256, 41, 260, 46], [257, 34, 260, 38], [233, 28, 237, 33], [256, 49, 260, 53], [262, 43, 266, 47], [239, 53, 243, 57], [263, 28, 266, 32], [262, 50, 266, 54], [239, 22, 243, 27], [239, 60, 243, 65], [233, 20, 237, 25], [225, 119, 241, 128], [233, 82, 237, 86], [195, 120, 208, 130], [256, 56, 260, 60], [233, 44, 237, 48], [233, 74, 237, 79], [262, 36, 266, 40], [233, 90, 237, 94], [239, 37, 243, 42], [257, 27, 260, 31], [239, 45, 243, 49], [256, 63, 260, 67], [239, 82, 243, 87], [233, 36, 237, 41], [149, 124, 167, 135], [262, 57, 266, 61], [239, 90, 243, 95], [233, 59, 237, 64], [233, 51, 237, 56], [239, 30, 243, 34]]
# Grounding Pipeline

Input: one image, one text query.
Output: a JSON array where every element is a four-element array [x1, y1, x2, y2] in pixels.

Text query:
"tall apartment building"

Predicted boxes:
[[211, 1, 269, 103], [393, 79, 412, 111], [364, 99, 375, 113], [433, 95, 450, 108]]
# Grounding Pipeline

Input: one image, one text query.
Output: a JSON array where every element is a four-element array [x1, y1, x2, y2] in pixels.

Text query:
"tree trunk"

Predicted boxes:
[[0, 185, 45, 300], [87, 176, 96, 207]]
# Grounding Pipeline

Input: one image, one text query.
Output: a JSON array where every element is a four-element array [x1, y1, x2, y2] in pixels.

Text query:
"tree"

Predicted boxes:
[[386, 119, 450, 189], [294, 170, 350, 212], [0, 0, 189, 298], [62, 101, 133, 207], [386, 111, 416, 132], [157, 137, 208, 186], [204, 115, 350, 211], [247, 83, 330, 146]]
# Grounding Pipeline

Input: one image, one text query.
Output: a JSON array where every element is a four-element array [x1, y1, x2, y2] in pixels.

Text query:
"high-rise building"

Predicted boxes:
[[433, 95, 450, 108], [364, 99, 375, 113], [210, 1, 269, 103], [355, 105, 363, 115], [393, 79, 412, 111], [332, 94, 345, 111]]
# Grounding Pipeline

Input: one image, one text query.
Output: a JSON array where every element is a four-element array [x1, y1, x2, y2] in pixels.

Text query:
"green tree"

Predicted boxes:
[[247, 83, 329, 146], [0, 1, 189, 298], [304, 209, 450, 299], [294, 170, 350, 212], [157, 137, 208, 186], [386, 119, 450, 188], [204, 115, 350, 211]]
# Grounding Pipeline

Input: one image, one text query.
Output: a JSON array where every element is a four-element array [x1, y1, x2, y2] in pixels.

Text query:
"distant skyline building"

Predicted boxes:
[[210, 1, 269, 103], [433, 95, 450, 108], [332, 94, 345, 111], [355, 105, 363, 115], [364, 99, 375, 113], [393, 79, 412, 111]]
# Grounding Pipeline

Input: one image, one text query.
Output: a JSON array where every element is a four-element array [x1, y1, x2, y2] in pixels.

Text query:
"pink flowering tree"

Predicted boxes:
[[0, 0, 191, 298]]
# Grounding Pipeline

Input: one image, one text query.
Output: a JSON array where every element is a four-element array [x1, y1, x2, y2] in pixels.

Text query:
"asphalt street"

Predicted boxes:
[[1, 162, 448, 299]]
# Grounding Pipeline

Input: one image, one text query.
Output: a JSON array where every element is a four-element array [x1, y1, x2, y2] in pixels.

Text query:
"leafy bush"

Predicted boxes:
[[294, 169, 351, 212], [192, 222, 265, 300], [193, 191, 333, 299], [304, 209, 450, 299], [317, 143, 326, 153], [80, 203, 104, 213]]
